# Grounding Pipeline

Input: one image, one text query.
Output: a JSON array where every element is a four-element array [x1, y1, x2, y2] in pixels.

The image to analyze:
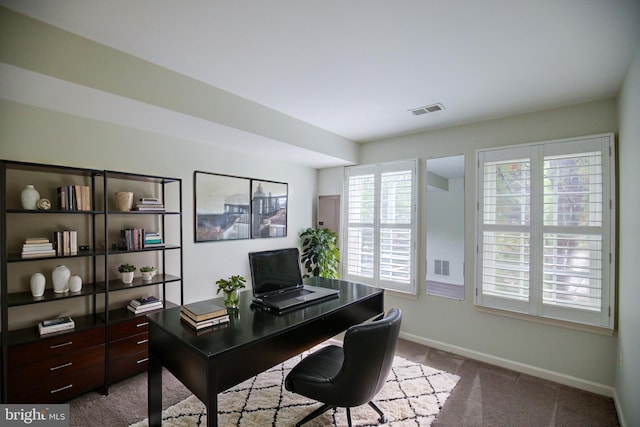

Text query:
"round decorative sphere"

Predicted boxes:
[[21, 185, 40, 210], [52, 265, 70, 293], [30, 273, 46, 297], [36, 198, 52, 210]]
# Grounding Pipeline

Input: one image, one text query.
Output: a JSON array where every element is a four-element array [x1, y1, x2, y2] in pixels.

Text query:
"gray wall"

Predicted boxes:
[[319, 99, 619, 396], [0, 99, 317, 307], [615, 42, 640, 427]]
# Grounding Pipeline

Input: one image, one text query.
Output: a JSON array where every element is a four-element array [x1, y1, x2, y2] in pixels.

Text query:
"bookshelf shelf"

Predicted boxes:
[[1, 159, 183, 403]]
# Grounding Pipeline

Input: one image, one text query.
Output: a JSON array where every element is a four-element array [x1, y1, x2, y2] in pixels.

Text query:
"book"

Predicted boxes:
[[129, 295, 161, 307], [22, 249, 56, 258], [22, 243, 54, 251], [38, 316, 75, 335], [24, 237, 50, 244], [127, 295, 163, 313], [128, 302, 163, 314], [180, 311, 230, 330], [139, 197, 160, 204], [181, 301, 228, 322]]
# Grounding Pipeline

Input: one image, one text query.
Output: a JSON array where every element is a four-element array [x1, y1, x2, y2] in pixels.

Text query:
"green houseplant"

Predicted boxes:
[[216, 275, 247, 308], [117, 263, 136, 284], [300, 228, 340, 279], [140, 265, 156, 281]]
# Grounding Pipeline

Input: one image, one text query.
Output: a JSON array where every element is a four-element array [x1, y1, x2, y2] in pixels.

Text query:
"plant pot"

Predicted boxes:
[[115, 191, 134, 211], [141, 271, 155, 281], [223, 289, 240, 309], [120, 271, 135, 284]]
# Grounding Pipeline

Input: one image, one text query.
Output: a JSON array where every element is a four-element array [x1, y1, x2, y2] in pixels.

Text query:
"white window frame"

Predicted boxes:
[[475, 134, 616, 330], [343, 159, 418, 294]]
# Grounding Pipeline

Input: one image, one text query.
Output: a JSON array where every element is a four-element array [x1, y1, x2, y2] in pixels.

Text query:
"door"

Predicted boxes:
[[318, 195, 340, 237]]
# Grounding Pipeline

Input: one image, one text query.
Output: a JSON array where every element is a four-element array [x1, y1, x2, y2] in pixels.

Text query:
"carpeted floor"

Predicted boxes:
[[130, 348, 459, 426], [68, 338, 620, 426]]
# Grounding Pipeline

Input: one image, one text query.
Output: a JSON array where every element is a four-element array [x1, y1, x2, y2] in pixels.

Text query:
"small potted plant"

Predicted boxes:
[[216, 275, 246, 309], [118, 263, 136, 284], [140, 266, 156, 281]]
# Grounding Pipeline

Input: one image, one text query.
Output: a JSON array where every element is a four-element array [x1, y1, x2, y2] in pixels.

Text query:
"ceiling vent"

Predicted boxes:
[[408, 103, 445, 116]]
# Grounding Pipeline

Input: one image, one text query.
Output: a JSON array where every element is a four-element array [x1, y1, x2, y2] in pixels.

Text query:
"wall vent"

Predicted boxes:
[[434, 259, 450, 276], [409, 103, 445, 116]]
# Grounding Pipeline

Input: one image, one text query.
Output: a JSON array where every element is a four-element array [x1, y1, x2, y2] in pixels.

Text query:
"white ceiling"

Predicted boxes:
[[2, 0, 640, 145]]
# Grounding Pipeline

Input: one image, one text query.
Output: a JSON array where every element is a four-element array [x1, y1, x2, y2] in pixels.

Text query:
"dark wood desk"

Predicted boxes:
[[147, 278, 384, 427]]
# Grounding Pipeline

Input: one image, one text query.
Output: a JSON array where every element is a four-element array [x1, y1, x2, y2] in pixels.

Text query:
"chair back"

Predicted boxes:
[[333, 308, 402, 407]]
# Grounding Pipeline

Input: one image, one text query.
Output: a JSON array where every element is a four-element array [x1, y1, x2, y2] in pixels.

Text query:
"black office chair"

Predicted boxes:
[[285, 308, 402, 427]]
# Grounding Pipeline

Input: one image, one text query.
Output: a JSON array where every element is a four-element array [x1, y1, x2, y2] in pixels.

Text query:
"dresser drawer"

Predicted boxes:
[[109, 317, 150, 342], [109, 334, 149, 360], [8, 363, 105, 404], [9, 344, 105, 389], [8, 327, 106, 368], [108, 352, 149, 384]]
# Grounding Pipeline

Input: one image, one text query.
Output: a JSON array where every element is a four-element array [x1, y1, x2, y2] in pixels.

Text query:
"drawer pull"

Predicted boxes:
[[51, 384, 73, 394], [50, 341, 73, 349], [137, 358, 149, 364], [136, 322, 149, 328], [50, 362, 73, 371], [137, 339, 149, 345]]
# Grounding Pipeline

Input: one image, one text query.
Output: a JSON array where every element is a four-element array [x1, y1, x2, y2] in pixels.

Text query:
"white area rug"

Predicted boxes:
[[132, 346, 460, 426]]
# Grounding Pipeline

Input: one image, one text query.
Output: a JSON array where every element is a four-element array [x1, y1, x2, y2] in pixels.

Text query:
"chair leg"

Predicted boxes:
[[368, 401, 388, 424], [346, 407, 352, 427], [296, 403, 334, 427]]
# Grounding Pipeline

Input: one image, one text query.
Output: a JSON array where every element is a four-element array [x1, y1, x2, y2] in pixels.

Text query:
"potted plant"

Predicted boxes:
[[118, 263, 136, 284], [300, 228, 340, 279], [216, 275, 246, 309], [140, 266, 156, 281]]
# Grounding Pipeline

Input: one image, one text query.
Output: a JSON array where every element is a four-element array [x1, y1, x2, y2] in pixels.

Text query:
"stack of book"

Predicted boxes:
[[180, 301, 229, 330], [120, 228, 144, 250], [38, 316, 75, 336], [144, 231, 163, 247], [135, 197, 165, 212], [53, 230, 78, 256], [58, 185, 91, 211], [21, 237, 56, 258], [127, 296, 163, 314]]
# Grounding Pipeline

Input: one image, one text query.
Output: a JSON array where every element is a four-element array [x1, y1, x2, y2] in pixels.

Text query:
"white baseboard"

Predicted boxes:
[[612, 388, 627, 427], [400, 331, 614, 397]]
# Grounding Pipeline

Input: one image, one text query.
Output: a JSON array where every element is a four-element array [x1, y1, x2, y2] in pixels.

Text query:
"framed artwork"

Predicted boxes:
[[251, 180, 288, 239], [194, 172, 250, 242]]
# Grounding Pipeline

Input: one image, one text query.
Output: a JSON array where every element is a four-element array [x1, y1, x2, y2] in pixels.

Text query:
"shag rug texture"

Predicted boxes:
[[131, 347, 460, 427]]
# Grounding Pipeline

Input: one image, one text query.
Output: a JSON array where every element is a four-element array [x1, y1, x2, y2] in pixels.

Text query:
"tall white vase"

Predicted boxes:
[[21, 185, 40, 210], [52, 265, 70, 293], [30, 273, 46, 297]]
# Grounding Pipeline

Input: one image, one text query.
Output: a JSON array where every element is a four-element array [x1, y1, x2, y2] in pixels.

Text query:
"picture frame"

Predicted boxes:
[[251, 179, 288, 238], [194, 172, 251, 242]]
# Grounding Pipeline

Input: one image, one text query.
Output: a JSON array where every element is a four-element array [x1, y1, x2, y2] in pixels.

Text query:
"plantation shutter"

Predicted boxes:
[[476, 134, 615, 329], [344, 160, 417, 294]]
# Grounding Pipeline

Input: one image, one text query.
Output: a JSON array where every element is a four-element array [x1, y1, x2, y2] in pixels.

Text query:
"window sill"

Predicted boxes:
[[475, 305, 615, 336]]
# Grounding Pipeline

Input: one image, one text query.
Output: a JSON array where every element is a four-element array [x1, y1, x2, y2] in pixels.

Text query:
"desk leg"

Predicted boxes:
[[148, 354, 162, 427]]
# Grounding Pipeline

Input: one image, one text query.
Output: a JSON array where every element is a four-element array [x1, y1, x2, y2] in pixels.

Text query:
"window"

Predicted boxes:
[[476, 134, 615, 329], [343, 160, 418, 294]]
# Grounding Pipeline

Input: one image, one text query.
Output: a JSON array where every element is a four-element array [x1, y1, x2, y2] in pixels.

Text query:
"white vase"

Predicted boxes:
[[52, 265, 70, 293], [115, 192, 134, 211], [121, 271, 135, 284], [69, 275, 82, 292], [21, 185, 40, 210], [30, 273, 46, 297]]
